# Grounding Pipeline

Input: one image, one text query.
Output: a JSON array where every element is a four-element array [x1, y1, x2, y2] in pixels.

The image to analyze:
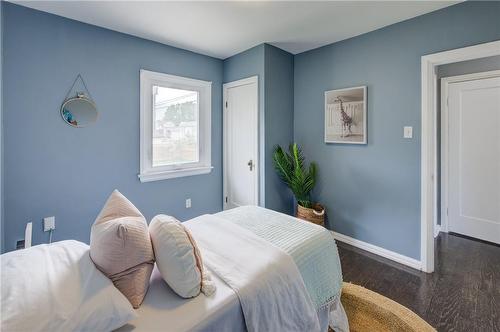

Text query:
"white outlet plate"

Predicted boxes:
[[43, 216, 55, 232], [186, 198, 192, 209]]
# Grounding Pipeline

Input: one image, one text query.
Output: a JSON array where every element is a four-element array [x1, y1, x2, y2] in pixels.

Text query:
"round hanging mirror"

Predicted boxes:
[[60, 93, 98, 128]]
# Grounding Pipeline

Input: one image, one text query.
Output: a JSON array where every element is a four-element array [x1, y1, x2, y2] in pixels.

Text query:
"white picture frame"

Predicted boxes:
[[325, 86, 367, 144]]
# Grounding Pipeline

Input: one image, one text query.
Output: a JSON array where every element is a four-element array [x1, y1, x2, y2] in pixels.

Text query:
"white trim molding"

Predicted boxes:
[[420, 40, 500, 273], [138, 166, 213, 183], [332, 232, 422, 271]]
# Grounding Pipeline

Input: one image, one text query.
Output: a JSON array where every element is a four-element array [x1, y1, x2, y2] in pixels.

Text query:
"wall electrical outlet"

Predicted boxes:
[[43, 216, 55, 232], [185, 198, 192, 209]]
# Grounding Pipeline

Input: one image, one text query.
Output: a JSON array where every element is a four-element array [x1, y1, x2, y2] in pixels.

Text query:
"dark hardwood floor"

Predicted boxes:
[[337, 233, 500, 332]]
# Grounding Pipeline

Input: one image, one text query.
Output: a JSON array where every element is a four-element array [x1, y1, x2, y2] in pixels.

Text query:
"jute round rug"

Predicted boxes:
[[340, 283, 436, 332]]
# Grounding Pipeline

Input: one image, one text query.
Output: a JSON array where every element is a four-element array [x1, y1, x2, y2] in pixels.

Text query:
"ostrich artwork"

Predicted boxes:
[[336, 97, 353, 138]]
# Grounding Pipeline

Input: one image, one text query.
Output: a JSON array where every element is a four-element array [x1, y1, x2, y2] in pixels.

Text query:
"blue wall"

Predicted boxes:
[[264, 45, 294, 214], [3, 1, 499, 258], [294, 1, 500, 259], [2, 3, 223, 252], [223, 44, 294, 214], [437, 55, 500, 78], [223, 45, 266, 206]]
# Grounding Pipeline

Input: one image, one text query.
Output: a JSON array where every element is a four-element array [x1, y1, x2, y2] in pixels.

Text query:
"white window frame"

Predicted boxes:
[[139, 69, 212, 182]]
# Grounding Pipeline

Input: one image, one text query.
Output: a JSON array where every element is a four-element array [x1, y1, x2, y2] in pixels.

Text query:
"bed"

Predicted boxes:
[[118, 206, 347, 332], [1, 206, 347, 332]]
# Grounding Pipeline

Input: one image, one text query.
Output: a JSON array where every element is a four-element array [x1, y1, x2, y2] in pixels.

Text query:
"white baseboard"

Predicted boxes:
[[331, 231, 422, 271]]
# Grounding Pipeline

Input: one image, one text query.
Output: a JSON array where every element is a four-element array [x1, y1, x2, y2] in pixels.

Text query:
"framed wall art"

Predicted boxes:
[[325, 86, 367, 144]]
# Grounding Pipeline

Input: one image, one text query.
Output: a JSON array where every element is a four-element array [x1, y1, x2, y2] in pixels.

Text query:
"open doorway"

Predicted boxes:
[[438, 66, 500, 244], [420, 40, 500, 273]]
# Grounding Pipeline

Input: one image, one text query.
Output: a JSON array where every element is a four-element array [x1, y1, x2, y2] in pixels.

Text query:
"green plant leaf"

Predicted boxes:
[[272, 143, 317, 208]]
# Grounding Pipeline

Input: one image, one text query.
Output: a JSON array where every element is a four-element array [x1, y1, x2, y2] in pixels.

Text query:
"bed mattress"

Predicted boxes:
[[115, 266, 245, 332], [116, 264, 333, 332], [115, 207, 344, 331]]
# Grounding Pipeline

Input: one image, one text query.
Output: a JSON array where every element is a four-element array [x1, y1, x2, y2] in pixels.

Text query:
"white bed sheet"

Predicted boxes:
[[115, 211, 341, 332], [115, 264, 334, 332], [115, 266, 245, 332]]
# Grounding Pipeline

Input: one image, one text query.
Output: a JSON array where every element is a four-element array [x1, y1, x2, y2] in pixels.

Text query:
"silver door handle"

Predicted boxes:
[[247, 160, 254, 171]]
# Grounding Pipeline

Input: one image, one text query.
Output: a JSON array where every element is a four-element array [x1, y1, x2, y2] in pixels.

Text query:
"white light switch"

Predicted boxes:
[[185, 198, 192, 209], [43, 216, 55, 232], [404, 126, 413, 138]]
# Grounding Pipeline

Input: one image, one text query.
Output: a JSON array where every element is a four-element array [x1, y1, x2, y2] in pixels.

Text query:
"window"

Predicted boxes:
[[139, 70, 212, 182]]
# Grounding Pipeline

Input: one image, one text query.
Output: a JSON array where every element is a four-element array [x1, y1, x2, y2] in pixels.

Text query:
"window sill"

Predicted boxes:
[[138, 166, 213, 182]]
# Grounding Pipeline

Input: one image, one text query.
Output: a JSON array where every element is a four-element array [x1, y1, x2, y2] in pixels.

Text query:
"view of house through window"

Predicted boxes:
[[152, 86, 199, 167]]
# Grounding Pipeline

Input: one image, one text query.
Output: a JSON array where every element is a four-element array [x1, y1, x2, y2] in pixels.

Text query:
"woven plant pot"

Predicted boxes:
[[296, 203, 325, 227]]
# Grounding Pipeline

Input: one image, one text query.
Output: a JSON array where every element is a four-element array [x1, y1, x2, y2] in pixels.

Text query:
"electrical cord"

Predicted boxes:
[[49, 229, 54, 244]]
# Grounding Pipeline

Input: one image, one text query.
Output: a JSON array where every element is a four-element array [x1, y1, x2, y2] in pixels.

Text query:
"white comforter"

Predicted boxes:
[[186, 214, 321, 332]]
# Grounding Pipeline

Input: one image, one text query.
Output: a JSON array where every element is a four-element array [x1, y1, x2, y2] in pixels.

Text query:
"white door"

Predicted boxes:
[[223, 76, 259, 209], [447, 75, 500, 244]]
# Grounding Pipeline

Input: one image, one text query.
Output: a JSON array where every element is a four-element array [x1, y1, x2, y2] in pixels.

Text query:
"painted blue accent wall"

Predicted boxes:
[[223, 44, 294, 214], [223, 45, 266, 206], [294, 1, 500, 259], [2, 1, 498, 259], [264, 45, 294, 214], [2, 3, 223, 252]]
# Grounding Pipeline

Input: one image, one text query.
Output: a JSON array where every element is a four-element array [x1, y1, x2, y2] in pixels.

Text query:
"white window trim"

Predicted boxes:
[[139, 69, 212, 182]]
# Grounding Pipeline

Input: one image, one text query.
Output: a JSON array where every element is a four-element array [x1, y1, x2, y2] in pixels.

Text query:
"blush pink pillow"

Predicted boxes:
[[90, 190, 154, 308]]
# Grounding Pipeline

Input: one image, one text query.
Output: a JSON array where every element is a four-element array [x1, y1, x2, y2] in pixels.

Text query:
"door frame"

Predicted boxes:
[[222, 76, 259, 210], [420, 40, 500, 273], [440, 70, 500, 233]]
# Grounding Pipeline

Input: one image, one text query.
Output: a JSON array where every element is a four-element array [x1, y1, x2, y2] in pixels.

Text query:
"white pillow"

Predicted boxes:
[[149, 215, 215, 298], [1, 240, 136, 332]]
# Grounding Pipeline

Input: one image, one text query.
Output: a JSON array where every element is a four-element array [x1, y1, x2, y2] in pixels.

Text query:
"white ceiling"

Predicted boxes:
[[14, 1, 458, 59]]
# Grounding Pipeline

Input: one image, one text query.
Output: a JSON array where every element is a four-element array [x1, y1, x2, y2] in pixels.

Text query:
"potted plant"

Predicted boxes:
[[272, 143, 325, 226]]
